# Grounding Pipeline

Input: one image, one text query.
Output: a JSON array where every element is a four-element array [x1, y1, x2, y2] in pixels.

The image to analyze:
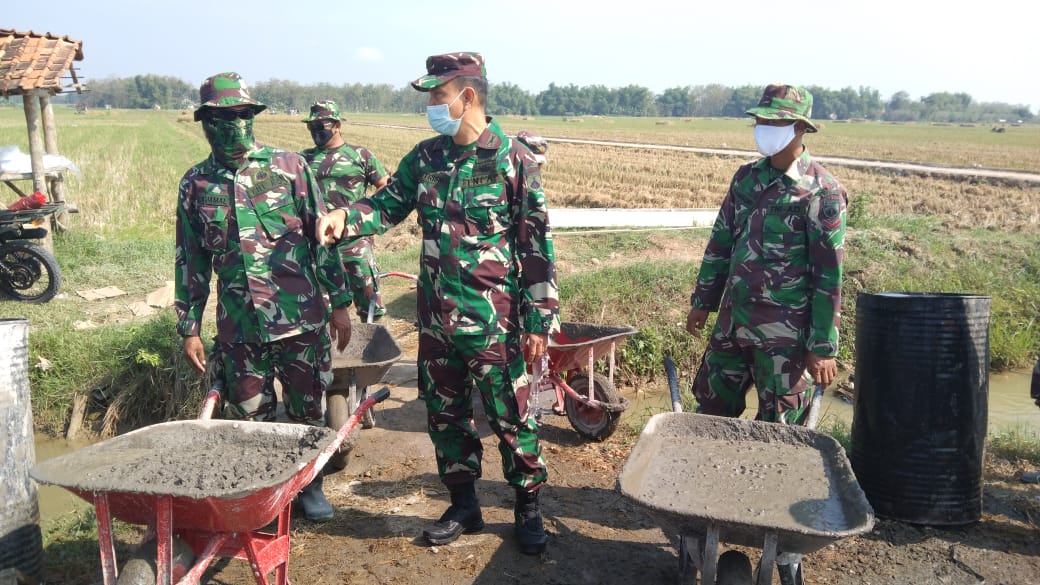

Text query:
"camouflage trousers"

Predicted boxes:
[[215, 328, 332, 425], [418, 329, 547, 490], [339, 236, 384, 321], [1031, 357, 1040, 409], [692, 324, 812, 423]]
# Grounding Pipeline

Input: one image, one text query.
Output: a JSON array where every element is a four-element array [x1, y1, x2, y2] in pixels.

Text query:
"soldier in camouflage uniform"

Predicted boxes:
[[300, 100, 390, 321], [685, 84, 847, 585], [317, 53, 559, 555], [175, 72, 352, 522]]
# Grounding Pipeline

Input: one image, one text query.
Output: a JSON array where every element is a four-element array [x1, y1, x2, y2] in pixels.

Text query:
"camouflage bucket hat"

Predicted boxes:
[[411, 52, 486, 92], [516, 130, 548, 163], [193, 72, 266, 121], [303, 100, 341, 123], [745, 84, 818, 132]]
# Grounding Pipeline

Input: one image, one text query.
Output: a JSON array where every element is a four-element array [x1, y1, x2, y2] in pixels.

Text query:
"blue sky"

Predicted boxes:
[[8, 0, 1038, 113]]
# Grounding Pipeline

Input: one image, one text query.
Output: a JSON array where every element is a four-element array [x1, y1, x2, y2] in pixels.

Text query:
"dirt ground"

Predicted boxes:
[[184, 322, 1040, 585]]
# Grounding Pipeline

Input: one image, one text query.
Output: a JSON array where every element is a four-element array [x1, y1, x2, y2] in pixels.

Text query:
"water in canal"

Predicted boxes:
[[622, 367, 1040, 432]]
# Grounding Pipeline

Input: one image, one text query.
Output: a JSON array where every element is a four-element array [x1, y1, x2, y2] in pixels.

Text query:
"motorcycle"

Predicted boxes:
[[0, 202, 63, 303]]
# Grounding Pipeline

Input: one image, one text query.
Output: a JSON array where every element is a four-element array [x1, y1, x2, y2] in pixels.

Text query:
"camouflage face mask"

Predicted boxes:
[[201, 116, 255, 168], [309, 123, 335, 148]]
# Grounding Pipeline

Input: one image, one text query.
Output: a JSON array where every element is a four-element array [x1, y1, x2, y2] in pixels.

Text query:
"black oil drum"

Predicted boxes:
[[849, 292, 990, 525]]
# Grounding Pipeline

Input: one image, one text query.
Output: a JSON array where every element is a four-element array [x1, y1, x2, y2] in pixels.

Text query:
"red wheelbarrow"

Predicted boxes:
[[31, 388, 390, 585], [526, 322, 638, 441]]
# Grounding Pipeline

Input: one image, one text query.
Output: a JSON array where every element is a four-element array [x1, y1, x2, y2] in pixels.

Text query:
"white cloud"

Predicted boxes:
[[353, 47, 383, 63]]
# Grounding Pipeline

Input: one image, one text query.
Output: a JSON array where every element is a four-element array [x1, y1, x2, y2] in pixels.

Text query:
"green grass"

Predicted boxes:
[[988, 425, 1040, 464]]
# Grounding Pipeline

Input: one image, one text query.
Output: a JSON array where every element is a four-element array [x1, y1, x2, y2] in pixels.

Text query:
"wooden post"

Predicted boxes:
[[22, 90, 53, 253], [39, 93, 70, 231], [22, 90, 46, 194]]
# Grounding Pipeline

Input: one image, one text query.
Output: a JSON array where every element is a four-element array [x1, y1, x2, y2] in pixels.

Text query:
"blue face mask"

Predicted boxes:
[[426, 90, 465, 136]]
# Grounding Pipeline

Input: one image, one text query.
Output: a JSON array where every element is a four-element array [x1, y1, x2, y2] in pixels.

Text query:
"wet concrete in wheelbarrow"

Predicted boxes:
[[617, 412, 874, 557], [31, 420, 335, 498]]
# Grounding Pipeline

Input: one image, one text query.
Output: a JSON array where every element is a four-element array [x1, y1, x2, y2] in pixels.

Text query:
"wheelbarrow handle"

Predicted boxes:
[[198, 388, 222, 420], [369, 386, 391, 404], [664, 356, 682, 413], [804, 383, 825, 431]]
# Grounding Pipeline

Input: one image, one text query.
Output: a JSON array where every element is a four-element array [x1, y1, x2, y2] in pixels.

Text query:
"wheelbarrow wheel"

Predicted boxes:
[[564, 372, 620, 441], [115, 537, 195, 585], [716, 550, 754, 585], [326, 386, 361, 471]]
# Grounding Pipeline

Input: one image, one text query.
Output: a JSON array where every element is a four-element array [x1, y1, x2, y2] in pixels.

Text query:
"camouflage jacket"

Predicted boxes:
[[175, 146, 351, 343], [340, 117, 559, 336], [300, 143, 388, 209], [690, 149, 847, 356]]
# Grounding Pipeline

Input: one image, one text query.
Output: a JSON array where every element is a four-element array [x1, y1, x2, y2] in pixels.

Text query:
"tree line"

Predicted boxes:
[[62, 74, 1034, 123]]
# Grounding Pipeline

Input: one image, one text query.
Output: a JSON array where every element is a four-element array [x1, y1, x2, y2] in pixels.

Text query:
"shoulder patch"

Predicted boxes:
[[526, 169, 543, 192], [820, 194, 842, 230]]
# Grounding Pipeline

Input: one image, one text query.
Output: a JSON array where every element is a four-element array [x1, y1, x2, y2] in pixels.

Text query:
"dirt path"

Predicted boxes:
[[187, 321, 1040, 585]]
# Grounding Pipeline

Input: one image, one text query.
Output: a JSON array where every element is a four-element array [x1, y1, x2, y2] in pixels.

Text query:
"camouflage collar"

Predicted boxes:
[[752, 148, 813, 183], [474, 117, 504, 151]]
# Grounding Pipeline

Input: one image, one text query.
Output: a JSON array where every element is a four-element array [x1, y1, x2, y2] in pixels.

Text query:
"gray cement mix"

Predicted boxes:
[[624, 436, 848, 532], [31, 420, 335, 498], [619, 413, 872, 540]]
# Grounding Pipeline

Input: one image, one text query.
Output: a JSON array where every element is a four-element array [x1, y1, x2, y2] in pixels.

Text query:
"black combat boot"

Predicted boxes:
[[514, 487, 547, 555], [298, 471, 334, 522], [776, 554, 806, 585], [423, 482, 484, 545]]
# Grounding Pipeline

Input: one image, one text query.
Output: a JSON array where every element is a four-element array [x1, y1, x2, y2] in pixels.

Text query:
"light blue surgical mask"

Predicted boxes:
[[426, 90, 465, 136]]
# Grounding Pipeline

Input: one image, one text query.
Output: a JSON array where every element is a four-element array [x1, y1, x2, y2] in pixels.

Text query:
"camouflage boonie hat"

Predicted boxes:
[[516, 130, 548, 164], [303, 100, 341, 123], [194, 72, 266, 121], [745, 84, 818, 133], [411, 52, 486, 92]]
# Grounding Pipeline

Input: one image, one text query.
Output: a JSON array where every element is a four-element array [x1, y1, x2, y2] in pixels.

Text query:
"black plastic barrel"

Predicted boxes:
[[0, 319, 42, 580], [849, 292, 990, 526]]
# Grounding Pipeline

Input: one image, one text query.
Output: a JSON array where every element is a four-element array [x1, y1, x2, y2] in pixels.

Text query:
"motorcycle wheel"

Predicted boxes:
[[0, 240, 62, 303]]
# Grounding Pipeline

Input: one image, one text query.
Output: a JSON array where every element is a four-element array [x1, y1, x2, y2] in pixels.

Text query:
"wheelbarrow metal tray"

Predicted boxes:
[[330, 322, 403, 387], [549, 322, 637, 372], [618, 413, 874, 555], [30, 420, 336, 533]]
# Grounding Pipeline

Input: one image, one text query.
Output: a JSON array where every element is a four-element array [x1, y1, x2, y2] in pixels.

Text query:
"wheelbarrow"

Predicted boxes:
[[618, 381, 874, 584], [526, 322, 637, 441], [326, 322, 403, 469], [30, 388, 391, 585], [198, 322, 403, 471]]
